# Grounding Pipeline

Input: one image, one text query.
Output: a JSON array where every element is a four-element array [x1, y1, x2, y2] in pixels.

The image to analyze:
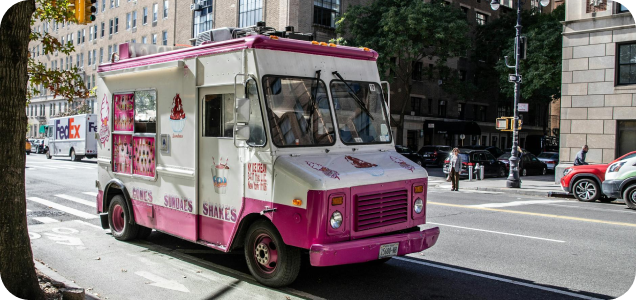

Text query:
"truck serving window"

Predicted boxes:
[[330, 81, 391, 145], [262, 76, 335, 147], [134, 90, 157, 133], [203, 93, 234, 138]]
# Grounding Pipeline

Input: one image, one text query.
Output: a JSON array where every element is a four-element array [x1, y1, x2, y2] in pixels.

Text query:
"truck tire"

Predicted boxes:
[[136, 226, 153, 239], [573, 178, 600, 202], [108, 195, 139, 241], [624, 186, 636, 210], [244, 219, 301, 287], [46, 150, 51, 159]]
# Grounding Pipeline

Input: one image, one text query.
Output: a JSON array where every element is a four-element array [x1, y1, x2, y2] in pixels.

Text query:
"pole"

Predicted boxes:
[[507, 0, 522, 188]]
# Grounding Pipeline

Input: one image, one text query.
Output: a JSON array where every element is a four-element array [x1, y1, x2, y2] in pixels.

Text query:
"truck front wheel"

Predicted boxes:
[[244, 219, 300, 287]]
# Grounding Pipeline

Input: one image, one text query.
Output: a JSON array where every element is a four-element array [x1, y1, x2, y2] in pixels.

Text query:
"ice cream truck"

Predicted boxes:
[[95, 25, 439, 287], [45, 114, 99, 161]]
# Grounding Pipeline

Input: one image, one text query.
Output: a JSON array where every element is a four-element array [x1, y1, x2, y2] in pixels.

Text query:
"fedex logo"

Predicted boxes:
[[55, 118, 82, 140]]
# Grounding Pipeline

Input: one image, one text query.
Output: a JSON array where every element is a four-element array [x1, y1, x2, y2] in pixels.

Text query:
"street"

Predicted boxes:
[[25, 154, 636, 300]]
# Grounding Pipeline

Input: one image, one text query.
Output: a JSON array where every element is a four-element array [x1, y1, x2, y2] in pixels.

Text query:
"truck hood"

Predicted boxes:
[[274, 151, 428, 190]]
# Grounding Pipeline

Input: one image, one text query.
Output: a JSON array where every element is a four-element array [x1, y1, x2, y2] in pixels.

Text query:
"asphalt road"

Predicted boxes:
[[23, 154, 636, 299]]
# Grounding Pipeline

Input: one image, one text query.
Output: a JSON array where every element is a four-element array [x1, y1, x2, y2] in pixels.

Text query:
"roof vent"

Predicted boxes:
[[196, 27, 236, 46]]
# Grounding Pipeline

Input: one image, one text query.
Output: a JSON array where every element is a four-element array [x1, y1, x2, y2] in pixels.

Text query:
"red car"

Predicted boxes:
[[561, 151, 636, 202]]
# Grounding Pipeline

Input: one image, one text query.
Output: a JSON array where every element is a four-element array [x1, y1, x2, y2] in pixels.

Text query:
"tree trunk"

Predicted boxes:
[[0, 1, 44, 300]]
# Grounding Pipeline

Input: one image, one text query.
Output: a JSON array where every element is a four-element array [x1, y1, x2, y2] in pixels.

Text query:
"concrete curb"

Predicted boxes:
[[34, 260, 99, 300], [429, 180, 575, 198]]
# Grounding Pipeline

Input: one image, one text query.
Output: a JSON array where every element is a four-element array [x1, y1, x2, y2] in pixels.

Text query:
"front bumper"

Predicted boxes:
[[309, 227, 440, 267], [602, 179, 623, 199]]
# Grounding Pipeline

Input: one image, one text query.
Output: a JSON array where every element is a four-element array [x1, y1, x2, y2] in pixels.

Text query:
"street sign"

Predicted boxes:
[[460, 134, 465, 140], [508, 74, 522, 83], [518, 103, 529, 112]]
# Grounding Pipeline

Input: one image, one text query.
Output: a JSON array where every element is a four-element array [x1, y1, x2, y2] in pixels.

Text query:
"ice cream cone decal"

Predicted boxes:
[[390, 156, 415, 172], [212, 156, 230, 194], [170, 94, 186, 133], [99, 94, 110, 146], [306, 161, 340, 180]]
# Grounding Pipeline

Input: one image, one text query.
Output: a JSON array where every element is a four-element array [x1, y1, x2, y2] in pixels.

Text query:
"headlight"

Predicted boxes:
[[414, 198, 424, 214], [608, 161, 626, 173], [330, 211, 343, 229], [563, 168, 572, 176]]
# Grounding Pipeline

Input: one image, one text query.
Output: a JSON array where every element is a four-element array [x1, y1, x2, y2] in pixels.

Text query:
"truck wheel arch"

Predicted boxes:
[[103, 179, 135, 225], [229, 213, 270, 251]]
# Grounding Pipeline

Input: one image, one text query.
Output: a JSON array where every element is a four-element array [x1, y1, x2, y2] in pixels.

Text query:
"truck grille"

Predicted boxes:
[[355, 189, 408, 231]]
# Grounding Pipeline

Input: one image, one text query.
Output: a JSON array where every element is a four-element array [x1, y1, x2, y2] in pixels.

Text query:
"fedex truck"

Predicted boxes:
[[45, 114, 99, 161], [95, 25, 439, 287]]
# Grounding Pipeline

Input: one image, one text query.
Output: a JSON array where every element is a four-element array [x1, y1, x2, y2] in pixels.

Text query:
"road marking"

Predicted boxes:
[[43, 233, 84, 246], [33, 217, 60, 224], [55, 194, 96, 208], [426, 222, 565, 243], [135, 271, 190, 293], [27, 197, 97, 219], [27, 209, 32, 212], [74, 220, 110, 232], [470, 200, 569, 208], [428, 201, 636, 227], [541, 203, 636, 214], [26, 165, 54, 170], [394, 257, 603, 300], [83, 192, 98, 197]]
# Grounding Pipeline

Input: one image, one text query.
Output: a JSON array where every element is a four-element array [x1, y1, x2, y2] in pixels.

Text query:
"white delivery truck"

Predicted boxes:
[[95, 25, 439, 287], [45, 114, 99, 161]]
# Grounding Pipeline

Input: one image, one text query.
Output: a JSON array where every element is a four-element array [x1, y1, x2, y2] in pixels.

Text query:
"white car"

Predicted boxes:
[[602, 156, 636, 209], [537, 152, 559, 171]]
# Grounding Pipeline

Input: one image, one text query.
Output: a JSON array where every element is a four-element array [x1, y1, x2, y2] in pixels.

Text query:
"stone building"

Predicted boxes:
[[559, 0, 635, 168]]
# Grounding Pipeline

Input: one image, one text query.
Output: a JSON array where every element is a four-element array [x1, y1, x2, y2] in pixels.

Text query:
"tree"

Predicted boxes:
[[1, 1, 87, 298], [336, 0, 471, 144]]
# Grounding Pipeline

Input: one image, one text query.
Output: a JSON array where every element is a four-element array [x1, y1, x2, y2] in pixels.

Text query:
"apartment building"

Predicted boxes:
[[558, 0, 635, 167]]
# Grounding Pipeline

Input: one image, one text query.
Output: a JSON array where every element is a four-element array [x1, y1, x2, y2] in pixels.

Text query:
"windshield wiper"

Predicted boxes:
[[332, 71, 374, 120]]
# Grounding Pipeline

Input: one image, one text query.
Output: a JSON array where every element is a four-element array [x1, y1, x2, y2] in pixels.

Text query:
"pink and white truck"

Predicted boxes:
[[95, 26, 439, 287]]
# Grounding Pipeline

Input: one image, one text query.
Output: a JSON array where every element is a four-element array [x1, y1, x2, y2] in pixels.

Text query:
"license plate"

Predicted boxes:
[[423, 154, 430, 157], [378, 242, 399, 259]]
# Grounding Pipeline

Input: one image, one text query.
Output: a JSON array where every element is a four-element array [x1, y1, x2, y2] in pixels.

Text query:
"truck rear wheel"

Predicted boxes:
[[108, 195, 139, 241], [244, 219, 300, 287]]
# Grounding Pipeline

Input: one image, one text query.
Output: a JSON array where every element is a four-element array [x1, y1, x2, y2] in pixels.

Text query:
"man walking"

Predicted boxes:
[[574, 145, 589, 166], [449, 148, 462, 191]]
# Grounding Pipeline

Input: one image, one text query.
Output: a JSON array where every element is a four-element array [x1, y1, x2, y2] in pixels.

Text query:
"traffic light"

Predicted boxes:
[[84, 0, 97, 24]]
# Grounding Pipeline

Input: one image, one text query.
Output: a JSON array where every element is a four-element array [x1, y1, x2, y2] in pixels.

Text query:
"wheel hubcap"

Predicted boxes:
[[253, 234, 278, 274], [575, 181, 596, 200], [111, 205, 125, 233]]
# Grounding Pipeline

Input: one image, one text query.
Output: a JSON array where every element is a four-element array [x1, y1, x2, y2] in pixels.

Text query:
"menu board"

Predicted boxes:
[[112, 134, 132, 174], [133, 136, 155, 177], [114, 93, 134, 132]]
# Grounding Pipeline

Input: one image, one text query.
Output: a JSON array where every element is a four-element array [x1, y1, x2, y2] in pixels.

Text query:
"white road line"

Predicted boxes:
[[26, 209, 32, 212], [394, 257, 602, 300], [26, 165, 54, 170], [74, 220, 109, 231], [55, 194, 96, 208], [82, 192, 98, 197], [27, 197, 97, 219], [33, 217, 60, 224], [426, 222, 565, 243], [470, 200, 569, 208], [541, 203, 636, 214]]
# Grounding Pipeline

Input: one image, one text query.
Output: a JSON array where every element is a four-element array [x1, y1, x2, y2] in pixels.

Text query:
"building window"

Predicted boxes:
[[143, 7, 148, 24], [476, 12, 487, 25], [427, 99, 433, 114], [142, 36, 147, 44], [77, 30, 81, 44], [458, 103, 465, 119], [108, 45, 112, 58], [89, 26, 93, 41], [93, 25, 97, 40], [126, 13, 131, 29], [109, 19, 113, 35], [82, 29, 85, 43], [194, 0, 213, 36], [132, 11, 137, 28], [438, 100, 447, 117], [617, 43, 636, 85], [238, 0, 263, 28], [411, 97, 422, 116], [153, 3, 158, 22], [586, 0, 607, 13], [152, 34, 157, 44], [110, 0, 114, 8], [163, 0, 168, 19], [88, 51, 92, 65], [99, 48, 103, 63], [92, 49, 96, 65], [407, 130, 418, 151], [101, 22, 105, 37], [459, 70, 467, 81], [115, 0, 119, 7], [412, 61, 423, 81], [102, 0, 105, 12], [476, 105, 486, 122], [162, 30, 168, 45], [114, 17, 119, 33], [314, 0, 340, 28]]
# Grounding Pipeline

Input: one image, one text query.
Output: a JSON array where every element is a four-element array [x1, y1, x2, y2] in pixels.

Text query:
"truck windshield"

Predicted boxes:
[[262, 76, 336, 147], [330, 81, 391, 144]]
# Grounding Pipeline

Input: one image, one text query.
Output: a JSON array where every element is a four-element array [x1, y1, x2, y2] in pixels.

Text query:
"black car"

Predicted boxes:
[[417, 145, 451, 167], [461, 145, 505, 158], [443, 149, 508, 178], [498, 149, 548, 176], [395, 145, 424, 166]]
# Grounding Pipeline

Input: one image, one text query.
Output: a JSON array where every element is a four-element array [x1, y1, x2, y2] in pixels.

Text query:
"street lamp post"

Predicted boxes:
[[490, 0, 550, 188]]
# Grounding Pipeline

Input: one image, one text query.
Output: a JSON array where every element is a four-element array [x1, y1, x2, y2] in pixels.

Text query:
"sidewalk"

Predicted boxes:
[[425, 167, 571, 198]]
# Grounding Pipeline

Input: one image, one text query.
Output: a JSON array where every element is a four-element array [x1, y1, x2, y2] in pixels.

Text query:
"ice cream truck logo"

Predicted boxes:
[[163, 194, 193, 213], [99, 94, 110, 146], [55, 118, 84, 140], [170, 93, 186, 134], [132, 187, 153, 203], [212, 157, 229, 194], [202, 203, 238, 223]]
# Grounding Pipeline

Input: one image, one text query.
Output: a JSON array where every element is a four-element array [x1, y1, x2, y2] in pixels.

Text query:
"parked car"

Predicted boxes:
[[537, 152, 559, 171], [25, 139, 31, 155], [395, 145, 424, 166], [561, 151, 636, 202], [498, 149, 548, 176], [602, 156, 636, 209], [417, 145, 451, 167], [29, 139, 39, 153], [443, 149, 508, 178], [462, 145, 505, 159]]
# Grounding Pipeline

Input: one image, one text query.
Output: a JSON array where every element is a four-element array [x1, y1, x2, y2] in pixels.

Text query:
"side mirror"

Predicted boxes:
[[235, 98, 250, 123]]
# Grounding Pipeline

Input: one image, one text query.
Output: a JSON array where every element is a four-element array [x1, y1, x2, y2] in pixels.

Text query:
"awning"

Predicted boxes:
[[39, 125, 47, 133], [424, 120, 481, 136]]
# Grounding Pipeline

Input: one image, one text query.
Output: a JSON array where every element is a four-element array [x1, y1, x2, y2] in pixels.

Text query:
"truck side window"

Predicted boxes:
[[134, 90, 157, 133], [203, 93, 234, 138]]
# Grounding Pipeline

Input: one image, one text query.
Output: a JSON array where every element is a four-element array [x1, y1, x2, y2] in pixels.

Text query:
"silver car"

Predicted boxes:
[[537, 152, 559, 171]]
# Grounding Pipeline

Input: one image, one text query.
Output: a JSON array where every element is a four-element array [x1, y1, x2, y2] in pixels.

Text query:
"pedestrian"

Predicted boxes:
[[449, 148, 462, 191], [574, 145, 589, 166]]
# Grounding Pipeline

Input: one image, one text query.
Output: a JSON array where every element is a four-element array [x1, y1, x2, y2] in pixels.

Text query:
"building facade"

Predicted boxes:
[[559, 0, 635, 166]]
